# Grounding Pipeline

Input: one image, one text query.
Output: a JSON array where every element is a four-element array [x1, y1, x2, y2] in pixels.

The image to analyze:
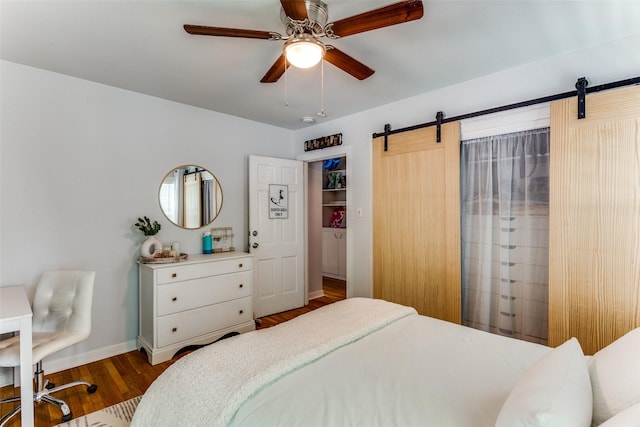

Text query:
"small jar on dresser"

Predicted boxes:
[[137, 252, 255, 365]]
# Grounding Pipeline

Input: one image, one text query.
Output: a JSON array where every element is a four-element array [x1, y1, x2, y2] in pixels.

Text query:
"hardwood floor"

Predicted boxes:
[[0, 277, 345, 426], [256, 277, 346, 328]]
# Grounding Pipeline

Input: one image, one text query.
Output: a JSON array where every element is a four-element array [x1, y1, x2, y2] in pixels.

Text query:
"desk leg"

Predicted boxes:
[[19, 316, 33, 427]]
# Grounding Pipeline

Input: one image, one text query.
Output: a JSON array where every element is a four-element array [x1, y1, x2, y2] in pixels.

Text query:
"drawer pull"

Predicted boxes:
[[239, 263, 243, 268], [239, 310, 244, 315], [171, 273, 177, 278], [239, 284, 244, 288], [172, 327, 177, 332], [172, 296, 177, 302]]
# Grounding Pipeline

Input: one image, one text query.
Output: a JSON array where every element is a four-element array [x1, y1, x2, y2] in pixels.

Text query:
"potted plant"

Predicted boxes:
[[135, 216, 162, 258], [135, 216, 161, 236]]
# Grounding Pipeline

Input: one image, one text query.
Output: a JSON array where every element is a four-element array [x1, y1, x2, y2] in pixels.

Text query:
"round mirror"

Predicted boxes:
[[158, 165, 223, 229]]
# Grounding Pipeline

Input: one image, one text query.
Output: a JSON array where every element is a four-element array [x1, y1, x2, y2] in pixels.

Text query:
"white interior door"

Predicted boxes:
[[249, 155, 305, 318]]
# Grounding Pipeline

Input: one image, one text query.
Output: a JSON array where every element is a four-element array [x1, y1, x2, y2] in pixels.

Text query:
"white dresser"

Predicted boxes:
[[137, 252, 255, 365], [462, 214, 549, 344]]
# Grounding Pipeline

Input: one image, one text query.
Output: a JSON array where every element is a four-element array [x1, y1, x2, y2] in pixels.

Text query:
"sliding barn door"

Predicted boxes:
[[549, 85, 640, 354], [373, 122, 461, 323]]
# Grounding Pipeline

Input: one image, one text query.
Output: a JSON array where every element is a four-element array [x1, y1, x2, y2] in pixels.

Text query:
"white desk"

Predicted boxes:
[[0, 286, 34, 427]]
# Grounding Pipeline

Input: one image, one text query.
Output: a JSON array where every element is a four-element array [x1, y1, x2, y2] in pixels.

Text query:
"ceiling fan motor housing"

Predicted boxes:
[[280, 0, 329, 36]]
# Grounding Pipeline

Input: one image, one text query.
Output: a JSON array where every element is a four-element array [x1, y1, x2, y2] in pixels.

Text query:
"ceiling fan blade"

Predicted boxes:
[[260, 54, 291, 83], [324, 48, 374, 81], [328, 0, 424, 38], [184, 25, 278, 40], [280, 0, 308, 21]]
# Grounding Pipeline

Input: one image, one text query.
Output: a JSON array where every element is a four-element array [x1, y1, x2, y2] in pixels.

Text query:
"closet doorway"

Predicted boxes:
[[298, 146, 352, 303]]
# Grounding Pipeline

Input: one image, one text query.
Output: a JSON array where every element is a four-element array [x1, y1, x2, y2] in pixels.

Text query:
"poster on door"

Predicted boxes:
[[269, 184, 288, 219]]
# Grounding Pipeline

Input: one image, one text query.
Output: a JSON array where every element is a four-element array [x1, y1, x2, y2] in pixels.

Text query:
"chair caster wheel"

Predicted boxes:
[[87, 384, 98, 394], [61, 413, 72, 422]]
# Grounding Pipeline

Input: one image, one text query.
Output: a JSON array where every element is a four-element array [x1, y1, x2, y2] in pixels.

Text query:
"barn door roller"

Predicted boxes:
[[576, 77, 588, 120]]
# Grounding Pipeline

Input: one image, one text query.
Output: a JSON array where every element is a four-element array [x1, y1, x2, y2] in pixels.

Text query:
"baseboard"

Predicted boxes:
[[0, 339, 138, 387], [308, 290, 325, 300]]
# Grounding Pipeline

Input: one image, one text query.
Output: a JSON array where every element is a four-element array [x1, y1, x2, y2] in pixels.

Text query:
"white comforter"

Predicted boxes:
[[132, 298, 550, 427]]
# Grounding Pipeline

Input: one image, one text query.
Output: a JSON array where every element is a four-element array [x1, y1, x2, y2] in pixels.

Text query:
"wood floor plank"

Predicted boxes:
[[0, 278, 345, 426]]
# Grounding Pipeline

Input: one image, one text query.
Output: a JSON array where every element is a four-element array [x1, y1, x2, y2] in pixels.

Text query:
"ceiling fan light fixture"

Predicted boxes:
[[284, 34, 325, 69]]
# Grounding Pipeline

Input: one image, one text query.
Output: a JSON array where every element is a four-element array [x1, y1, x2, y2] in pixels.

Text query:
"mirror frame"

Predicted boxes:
[[158, 164, 223, 229]]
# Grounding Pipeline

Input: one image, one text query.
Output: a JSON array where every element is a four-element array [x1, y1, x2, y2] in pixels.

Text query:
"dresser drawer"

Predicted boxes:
[[464, 242, 548, 266], [462, 225, 549, 247], [157, 296, 253, 347], [463, 257, 548, 284], [464, 215, 549, 231], [496, 215, 548, 230], [157, 271, 251, 316], [156, 257, 252, 284]]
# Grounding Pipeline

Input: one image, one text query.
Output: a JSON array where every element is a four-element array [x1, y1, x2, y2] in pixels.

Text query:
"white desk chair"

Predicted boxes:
[[0, 270, 98, 425]]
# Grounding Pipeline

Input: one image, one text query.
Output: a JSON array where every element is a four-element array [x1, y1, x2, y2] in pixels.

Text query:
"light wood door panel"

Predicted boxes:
[[373, 122, 461, 323], [549, 85, 640, 354]]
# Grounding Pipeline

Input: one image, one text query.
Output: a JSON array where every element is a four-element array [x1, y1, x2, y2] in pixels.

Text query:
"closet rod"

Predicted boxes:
[[372, 76, 640, 140]]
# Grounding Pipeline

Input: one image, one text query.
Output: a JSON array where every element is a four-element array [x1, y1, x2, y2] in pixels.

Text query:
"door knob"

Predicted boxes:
[[252, 242, 259, 249]]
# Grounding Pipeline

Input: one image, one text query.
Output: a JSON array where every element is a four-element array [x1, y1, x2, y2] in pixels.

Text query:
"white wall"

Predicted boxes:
[[292, 33, 640, 299], [0, 61, 294, 377]]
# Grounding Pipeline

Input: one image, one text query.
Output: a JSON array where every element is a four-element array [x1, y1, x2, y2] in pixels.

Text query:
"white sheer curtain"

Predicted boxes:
[[159, 170, 180, 224], [183, 173, 201, 229], [461, 128, 550, 344], [202, 178, 214, 225]]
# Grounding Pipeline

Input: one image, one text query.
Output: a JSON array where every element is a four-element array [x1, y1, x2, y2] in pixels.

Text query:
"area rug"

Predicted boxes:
[[55, 395, 140, 427]]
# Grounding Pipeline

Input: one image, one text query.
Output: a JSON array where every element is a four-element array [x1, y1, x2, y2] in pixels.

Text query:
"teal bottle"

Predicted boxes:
[[202, 232, 213, 254]]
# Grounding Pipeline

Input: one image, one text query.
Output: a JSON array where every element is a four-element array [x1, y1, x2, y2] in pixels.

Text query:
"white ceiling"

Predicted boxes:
[[2, 1, 639, 130]]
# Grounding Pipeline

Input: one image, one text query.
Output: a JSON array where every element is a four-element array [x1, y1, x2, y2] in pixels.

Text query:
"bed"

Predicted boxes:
[[131, 298, 640, 427]]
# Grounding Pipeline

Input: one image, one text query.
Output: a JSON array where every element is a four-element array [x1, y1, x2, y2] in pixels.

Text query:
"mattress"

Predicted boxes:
[[231, 312, 549, 426], [132, 298, 550, 427]]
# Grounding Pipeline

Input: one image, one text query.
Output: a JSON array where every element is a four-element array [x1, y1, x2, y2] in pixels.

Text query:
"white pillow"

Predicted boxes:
[[598, 402, 640, 427], [589, 328, 640, 426], [495, 337, 592, 427]]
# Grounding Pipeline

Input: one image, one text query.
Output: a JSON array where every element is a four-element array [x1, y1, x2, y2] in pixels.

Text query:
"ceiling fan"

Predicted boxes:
[[183, 0, 424, 83]]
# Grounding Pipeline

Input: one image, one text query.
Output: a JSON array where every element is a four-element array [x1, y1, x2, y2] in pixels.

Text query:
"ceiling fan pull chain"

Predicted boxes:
[[318, 59, 326, 117], [284, 56, 289, 107]]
